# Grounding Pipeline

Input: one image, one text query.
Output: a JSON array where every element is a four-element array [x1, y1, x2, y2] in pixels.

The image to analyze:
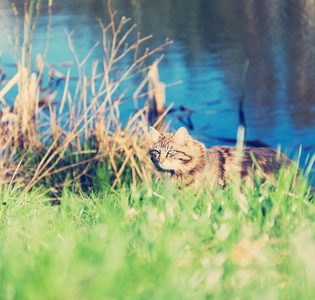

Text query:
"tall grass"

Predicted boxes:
[[0, 2, 315, 299], [0, 0, 171, 194], [0, 176, 314, 299]]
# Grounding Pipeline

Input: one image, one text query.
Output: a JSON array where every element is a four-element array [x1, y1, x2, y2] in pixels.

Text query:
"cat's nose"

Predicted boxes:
[[159, 155, 166, 164]]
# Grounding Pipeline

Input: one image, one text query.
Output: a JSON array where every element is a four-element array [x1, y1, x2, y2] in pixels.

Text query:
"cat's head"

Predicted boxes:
[[149, 126, 193, 173]]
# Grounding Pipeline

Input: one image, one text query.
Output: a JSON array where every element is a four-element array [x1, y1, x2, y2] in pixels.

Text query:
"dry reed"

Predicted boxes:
[[0, 0, 172, 194]]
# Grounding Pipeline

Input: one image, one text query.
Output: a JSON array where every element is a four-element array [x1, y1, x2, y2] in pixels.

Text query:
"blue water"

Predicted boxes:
[[0, 0, 314, 179]]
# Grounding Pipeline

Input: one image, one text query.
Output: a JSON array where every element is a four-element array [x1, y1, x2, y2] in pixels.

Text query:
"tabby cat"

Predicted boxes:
[[149, 126, 296, 189]]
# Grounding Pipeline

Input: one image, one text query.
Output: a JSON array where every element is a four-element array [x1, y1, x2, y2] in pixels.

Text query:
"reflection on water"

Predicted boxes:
[[0, 0, 314, 170]]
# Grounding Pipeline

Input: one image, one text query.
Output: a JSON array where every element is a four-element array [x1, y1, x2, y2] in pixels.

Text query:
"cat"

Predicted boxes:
[[149, 126, 297, 189]]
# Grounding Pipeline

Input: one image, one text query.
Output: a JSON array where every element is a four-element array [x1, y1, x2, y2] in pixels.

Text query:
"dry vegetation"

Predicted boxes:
[[0, 0, 172, 195], [1, 4, 315, 299]]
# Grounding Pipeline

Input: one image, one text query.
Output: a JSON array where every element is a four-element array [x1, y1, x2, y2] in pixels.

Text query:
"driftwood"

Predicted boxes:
[[147, 60, 166, 130]]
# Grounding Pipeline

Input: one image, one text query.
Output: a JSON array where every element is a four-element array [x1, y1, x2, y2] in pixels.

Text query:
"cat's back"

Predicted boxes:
[[205, 145, 295, 186], [207, 145, 292, 163]]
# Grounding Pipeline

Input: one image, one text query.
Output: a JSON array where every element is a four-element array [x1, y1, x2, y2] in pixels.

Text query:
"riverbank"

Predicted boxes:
[[0, 3, 315, 298], [0, 1, 171, 195]]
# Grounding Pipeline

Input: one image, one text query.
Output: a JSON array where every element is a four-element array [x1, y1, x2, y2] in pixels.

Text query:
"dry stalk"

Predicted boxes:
[[0, 0, 171, 192]]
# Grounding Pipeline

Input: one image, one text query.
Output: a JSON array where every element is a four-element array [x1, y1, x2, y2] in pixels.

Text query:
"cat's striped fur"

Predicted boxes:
[[149, 126, 296, 189]]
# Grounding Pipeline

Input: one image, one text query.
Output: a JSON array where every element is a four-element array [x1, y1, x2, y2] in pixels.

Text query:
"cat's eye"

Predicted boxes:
[[167, 150, 176, 156], [151, 150, 160, 155]]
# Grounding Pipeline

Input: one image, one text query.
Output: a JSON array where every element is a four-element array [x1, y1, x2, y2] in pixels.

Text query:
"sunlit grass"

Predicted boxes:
[[0, 173, 314, 299], [0, 2, 315, 299]]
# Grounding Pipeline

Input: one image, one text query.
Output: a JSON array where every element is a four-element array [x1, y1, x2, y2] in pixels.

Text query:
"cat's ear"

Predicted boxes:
[[149, 126, 161, 143], [174, 127, 189, 146]]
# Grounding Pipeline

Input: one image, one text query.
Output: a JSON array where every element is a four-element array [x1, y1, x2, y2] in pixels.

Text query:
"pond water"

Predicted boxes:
[[0, 0, 315, 178]]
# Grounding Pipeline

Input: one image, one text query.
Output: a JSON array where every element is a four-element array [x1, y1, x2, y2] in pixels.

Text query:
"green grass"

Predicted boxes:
[[0, 173, 314, 300], [2, 3, 315, 298]]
